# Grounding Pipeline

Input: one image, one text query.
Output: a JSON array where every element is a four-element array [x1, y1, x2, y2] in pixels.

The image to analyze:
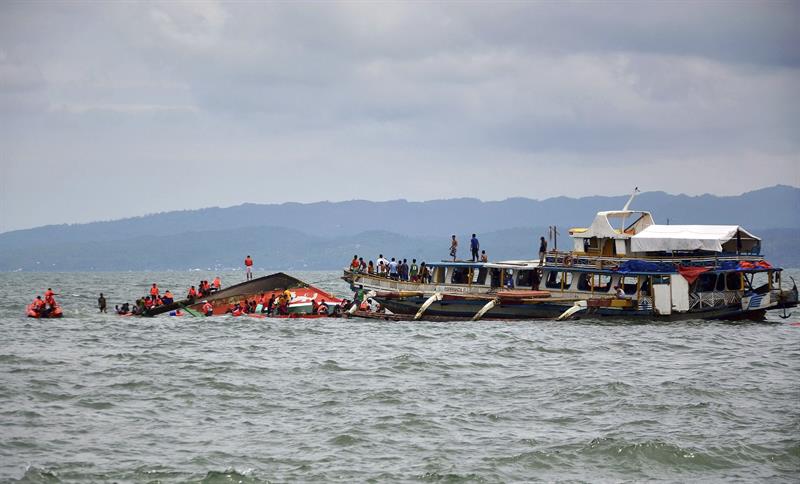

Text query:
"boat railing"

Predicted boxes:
[[544, 251, 766, 270]]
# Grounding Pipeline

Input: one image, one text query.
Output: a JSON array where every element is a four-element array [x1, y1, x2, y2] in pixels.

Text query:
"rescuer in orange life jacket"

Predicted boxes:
[[150, 283, 159, 299], [212, 277, 221, 291], [244, 255, 254, 280], [162, 290, 174, 304], [187, 286, 197, 300]]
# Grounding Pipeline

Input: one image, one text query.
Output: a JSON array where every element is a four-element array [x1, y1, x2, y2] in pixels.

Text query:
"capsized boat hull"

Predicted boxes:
[[143, 272, 341, 317]]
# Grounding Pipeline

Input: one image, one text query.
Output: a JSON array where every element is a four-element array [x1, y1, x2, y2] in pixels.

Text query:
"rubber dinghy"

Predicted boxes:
[[27, 304, 63, 318], [143, 272, 341, 317]]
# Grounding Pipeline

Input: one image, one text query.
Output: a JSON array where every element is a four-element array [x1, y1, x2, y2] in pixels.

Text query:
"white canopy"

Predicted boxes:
[[630, 225, 760, 253], [572, 210, 655, 240]]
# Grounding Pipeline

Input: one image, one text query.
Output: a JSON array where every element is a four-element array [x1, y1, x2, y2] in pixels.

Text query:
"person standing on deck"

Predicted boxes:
[[150, 283, 159, 300], [410, 259, 419, 281], [244, 255, 254, 280], [98, 293, 107, 313], [538, 237, 547, 266], [470, 234, 480, 262], [450, 235, 458, 262]]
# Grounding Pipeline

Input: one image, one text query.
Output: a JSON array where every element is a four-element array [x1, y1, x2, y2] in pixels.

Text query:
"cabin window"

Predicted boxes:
[[577, 273, 592, 291], [516, 270, 533, 287], [490, 268, 502, 288], [545, 270, 571, 289], [715, 273, 726, 291], [622, 276, 637, 295], [451, 268, 469, 284], [725, 272, 742, 291], [695, 273, 717, 292], [476, 267, 488, 285], [433, 267, 445, 284], [594, 274, 613, 292], [639, 277, 652, 296]]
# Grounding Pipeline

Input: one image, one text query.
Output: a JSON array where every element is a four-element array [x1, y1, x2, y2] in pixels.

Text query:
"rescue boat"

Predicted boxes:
[[26, 304, 63, 318]]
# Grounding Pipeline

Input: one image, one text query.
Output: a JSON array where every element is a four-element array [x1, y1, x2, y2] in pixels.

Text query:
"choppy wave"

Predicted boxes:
[[1, 270, 799, 482]]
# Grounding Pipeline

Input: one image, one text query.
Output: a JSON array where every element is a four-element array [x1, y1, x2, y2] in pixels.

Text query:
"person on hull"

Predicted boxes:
[[244, 255, 254, 281], [212, 277, 221, 291]]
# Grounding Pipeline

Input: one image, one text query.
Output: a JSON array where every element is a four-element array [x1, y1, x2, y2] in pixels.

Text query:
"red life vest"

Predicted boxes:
[[213, 277, 221, 288], [244, 257, 253, 267], [150, 286, 159, 296], [188, 288, 197, 298], [202, 302, 213, 314]]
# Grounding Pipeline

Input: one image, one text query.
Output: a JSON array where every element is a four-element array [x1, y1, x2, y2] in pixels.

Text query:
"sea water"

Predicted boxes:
[[1, 270, 798, 483]]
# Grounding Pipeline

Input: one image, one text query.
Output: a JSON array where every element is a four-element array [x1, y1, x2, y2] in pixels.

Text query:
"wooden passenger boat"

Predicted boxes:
[[343, 192, 798, 321]]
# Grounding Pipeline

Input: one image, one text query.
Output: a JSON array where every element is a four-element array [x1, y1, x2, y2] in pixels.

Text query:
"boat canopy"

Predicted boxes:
[[630, 225, 760, 253], [569, 210, 655, 240]]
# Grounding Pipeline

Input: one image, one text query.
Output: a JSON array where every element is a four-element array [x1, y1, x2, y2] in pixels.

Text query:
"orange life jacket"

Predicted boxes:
[[213, 278, 221, 288], [164, 291, 173, 299], [33, 299, 45, 309], [202, 302, 213, 314], [188, 288, 197, 298], [245, 257, 253, 267], [150, 286, 159, 296]]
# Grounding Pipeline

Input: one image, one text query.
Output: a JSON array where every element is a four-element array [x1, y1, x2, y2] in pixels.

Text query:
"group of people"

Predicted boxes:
[[350, 254, 434, 282], [29, 288, 60, 316], [186, 277, 221, 301], [221, 290, 339, 317], [450, 234, 488, 262]]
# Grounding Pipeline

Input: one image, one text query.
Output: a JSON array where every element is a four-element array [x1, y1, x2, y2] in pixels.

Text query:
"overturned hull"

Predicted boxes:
[[144, 272, 340, 317]]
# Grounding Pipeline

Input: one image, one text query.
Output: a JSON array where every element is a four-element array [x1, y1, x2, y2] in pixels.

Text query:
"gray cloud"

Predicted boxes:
[[0, 1, 798, 232]]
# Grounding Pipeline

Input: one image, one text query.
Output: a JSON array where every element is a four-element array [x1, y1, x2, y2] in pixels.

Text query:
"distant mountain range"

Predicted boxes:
[[1, 185, 798, 271]]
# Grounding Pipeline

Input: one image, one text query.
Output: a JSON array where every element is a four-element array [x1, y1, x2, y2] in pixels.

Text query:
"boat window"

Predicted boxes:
[[594, 274, 613, 292], [715, 273, 726, 291], [653, 275, 671, 285], [451, 268, 469, 284], [476, 267, 488, 285], [516, 270, 533, 287], [433, 267, 445, 284], [640, 277, 652, 296], [695, 273, 716, 292], [726, 272, 742, 291], [560, 271, 573, 289], [577, 273, 592, 291], [545, 271, 560, 289], [490, 268, 502, 288], [622, 276, 637, 295]]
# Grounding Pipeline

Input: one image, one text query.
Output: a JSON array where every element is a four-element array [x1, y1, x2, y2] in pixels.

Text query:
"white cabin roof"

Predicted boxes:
[[630, 225, 760, 253]]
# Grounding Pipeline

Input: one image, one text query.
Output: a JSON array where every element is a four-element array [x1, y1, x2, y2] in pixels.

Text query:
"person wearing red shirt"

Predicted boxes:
[[244, 255, 254, 280]]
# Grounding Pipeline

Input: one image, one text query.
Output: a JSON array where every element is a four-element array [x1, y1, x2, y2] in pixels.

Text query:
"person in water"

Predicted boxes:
[[98, 293, 107, 313], [202, 300, 214, 316], [244, 255, 254, 280]]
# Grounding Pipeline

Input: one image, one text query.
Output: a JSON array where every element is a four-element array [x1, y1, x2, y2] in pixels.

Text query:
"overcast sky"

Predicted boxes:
[[1, 1, 798, 233]]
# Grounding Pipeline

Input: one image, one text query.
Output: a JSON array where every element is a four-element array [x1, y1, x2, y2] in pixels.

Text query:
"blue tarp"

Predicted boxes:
[[616, 260, 676, 274]]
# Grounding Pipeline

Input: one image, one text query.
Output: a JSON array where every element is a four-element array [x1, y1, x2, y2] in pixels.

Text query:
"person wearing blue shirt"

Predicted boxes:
[[470, 234, 480, 262]]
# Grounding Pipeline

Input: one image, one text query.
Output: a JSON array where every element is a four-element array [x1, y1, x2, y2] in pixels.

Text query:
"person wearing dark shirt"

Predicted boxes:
[[470, 234, 480, 262], [538, 236, 548, 266]]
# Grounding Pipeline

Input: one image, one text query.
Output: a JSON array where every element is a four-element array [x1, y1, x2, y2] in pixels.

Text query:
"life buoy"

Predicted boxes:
[[563, 255, 573, 267]]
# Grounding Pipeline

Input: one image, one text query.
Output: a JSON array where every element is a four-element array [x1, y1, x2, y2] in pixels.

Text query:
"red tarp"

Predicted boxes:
[[677, 265, 711, 284]]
